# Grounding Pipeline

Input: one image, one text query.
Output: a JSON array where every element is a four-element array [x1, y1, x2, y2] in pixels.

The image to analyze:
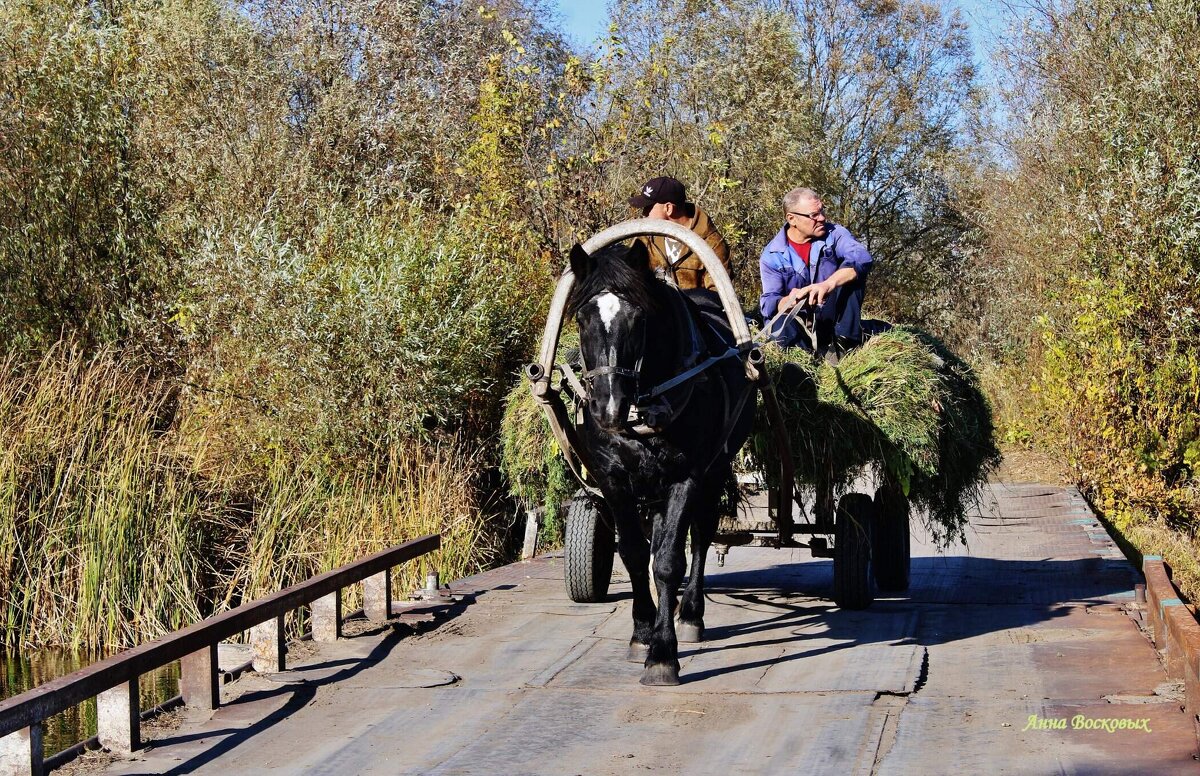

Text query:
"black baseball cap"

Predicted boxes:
[[629, 176, 688, 209]]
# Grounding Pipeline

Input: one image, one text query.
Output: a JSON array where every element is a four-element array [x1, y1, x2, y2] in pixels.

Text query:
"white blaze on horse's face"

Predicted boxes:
[[597, 292, 622, 333]]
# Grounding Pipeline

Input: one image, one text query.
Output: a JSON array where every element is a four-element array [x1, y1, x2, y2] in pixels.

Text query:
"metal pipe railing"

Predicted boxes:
[[0, 533, 440, 774]]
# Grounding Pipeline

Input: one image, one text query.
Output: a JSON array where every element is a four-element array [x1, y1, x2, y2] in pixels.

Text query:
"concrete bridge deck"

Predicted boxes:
[[94, 484, 1199, 774]]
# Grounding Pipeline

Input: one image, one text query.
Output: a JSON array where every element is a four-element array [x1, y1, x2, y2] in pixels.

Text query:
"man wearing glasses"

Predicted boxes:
[[759, 187, 873, 354], [628, 176, 732, 291]]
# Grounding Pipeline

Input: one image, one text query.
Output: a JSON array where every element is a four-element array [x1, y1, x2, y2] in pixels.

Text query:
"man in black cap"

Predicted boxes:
[[628, 176, 732, 292]]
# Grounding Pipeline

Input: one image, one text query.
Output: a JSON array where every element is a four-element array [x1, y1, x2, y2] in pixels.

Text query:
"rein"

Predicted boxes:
[[638, 345, 739, 405]]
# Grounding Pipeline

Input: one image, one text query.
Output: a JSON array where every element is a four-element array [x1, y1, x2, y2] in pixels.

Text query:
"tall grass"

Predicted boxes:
[[0, 347, 493, 651], [0, 346, 204, 649]]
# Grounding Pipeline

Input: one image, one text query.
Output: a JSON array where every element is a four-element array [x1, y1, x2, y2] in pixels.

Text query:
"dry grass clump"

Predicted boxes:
[[224, 444, 489, 617], [1125, 517, 1200, 604]]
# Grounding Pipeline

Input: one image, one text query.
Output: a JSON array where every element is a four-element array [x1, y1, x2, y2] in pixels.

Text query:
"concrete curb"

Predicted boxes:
[[1142, 555, 1200, 738]]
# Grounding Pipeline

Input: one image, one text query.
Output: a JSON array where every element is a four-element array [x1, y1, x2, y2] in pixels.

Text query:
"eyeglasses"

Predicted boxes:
[[788, 208, 827, 221]]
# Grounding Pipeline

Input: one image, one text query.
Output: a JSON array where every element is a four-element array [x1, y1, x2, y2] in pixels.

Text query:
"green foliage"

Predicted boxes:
[[499, 329, 579, 545], [180, 206, 550, 464], [981, 0, 1200, 594], [0, 2, 164, 352]]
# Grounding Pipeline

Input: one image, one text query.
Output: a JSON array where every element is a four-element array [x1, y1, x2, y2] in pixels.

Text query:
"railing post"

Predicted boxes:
[[97, 678, 140, 753], [251, 614, 286, 673], [312, 589, 342, 642], [364, 571, 392, 622], [522, 508, 542, 560], [180, 643, 220, 711], [0, 722, 44, 776]]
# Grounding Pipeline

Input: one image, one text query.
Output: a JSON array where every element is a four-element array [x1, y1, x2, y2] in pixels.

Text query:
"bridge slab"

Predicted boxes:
[[93, 484, 1198, 775]]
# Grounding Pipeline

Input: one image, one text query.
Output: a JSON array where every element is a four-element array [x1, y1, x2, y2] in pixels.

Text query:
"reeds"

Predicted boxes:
[[0, 346, 492, 651], [0, 345, 204, 650]]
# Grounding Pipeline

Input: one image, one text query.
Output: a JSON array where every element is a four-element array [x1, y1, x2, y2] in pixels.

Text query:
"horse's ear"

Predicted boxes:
[[568, 243, 591, 278], [625, 238, 649, 268]]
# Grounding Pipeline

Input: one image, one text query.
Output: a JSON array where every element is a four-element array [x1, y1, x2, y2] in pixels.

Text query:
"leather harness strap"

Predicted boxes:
[[571, 286, 743, 438]]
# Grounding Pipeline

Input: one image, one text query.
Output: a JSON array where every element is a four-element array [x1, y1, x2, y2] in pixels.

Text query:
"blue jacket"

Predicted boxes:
[[758, 223, 873, 341]]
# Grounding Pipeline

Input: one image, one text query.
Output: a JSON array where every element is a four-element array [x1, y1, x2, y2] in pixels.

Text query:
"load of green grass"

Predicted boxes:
[[499, 330, 578, 545], [747, 326, 1000, 544], [500, 326, 998, 547]]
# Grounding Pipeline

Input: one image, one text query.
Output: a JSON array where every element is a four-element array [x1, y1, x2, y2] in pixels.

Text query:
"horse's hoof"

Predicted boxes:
[[626, 640, 649, 663], [640, 662, 681, 686], [676, 621, 704, 643]]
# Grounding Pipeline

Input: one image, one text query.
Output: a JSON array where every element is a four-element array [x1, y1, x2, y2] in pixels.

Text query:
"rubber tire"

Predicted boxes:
[[833, 492, 874, 610], [872, 484, 911, 593], [564, 496, 615, 603]]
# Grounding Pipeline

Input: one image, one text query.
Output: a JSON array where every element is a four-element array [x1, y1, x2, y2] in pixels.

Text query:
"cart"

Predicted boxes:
[[523, 219, 911, 611]]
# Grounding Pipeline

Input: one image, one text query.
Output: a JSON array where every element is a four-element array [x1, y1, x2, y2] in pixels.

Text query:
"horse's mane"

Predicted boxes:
[[566, 242, 664, 318]]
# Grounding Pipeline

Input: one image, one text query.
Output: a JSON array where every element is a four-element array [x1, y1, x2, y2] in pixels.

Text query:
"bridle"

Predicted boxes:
[[580, 364, 642, 385], [578, 295, 647, 394], [571, 287, 738, 434]]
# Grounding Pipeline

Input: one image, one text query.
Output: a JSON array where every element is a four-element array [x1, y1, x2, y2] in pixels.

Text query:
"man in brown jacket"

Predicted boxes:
[[628, 176, 732, 291]]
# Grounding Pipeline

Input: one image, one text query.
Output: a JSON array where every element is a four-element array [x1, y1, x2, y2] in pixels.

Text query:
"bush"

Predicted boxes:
[[178, 205, 551, 464], [982, 0, 1200, 592]]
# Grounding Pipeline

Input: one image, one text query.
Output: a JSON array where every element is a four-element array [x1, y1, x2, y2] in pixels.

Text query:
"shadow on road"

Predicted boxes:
[[664, 555, 1137, 685], [129, 596, 481, 775]]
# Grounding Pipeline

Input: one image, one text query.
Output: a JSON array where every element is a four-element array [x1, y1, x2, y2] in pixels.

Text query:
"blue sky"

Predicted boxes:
[[548, 0, 1013, 73], [551, 1, 609, 48]]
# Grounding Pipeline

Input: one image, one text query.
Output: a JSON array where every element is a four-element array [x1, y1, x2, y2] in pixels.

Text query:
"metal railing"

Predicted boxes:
[[0, 533, 440, 775]]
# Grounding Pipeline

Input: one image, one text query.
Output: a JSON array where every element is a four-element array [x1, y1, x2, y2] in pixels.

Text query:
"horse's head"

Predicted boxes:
[[567, 240, 660, 434]]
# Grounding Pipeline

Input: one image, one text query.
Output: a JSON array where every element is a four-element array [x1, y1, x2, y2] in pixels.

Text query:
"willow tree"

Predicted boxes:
[[566, 0, 817, 299], [563, 0, 978, 317], [0, 2, 164, 353], [982, 0, 1200, 580], [789, 0, 981, 325]]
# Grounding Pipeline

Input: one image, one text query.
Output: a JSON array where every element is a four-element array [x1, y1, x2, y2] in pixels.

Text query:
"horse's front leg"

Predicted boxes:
[[597, 487, 654, 662], [642, 479, 701, 686], [677, 482, 719, 643]]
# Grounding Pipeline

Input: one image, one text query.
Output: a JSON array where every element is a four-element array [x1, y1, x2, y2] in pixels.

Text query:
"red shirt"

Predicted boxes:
[[787, 237, 812, 267]]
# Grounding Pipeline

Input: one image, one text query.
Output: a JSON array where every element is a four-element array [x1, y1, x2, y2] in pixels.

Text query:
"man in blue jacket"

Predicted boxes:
[[759, 187, 872, 354]]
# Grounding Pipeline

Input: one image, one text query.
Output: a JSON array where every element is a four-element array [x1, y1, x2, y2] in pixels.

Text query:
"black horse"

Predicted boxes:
[[567, 239, 755, 685]]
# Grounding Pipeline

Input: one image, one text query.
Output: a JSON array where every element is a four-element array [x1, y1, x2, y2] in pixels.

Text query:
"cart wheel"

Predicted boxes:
[[833, 493, 874, 610], [872, 483, 911, 593], [564, 494, 615, 603]]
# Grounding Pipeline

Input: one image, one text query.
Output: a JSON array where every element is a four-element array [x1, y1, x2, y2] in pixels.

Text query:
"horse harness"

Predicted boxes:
[[562, 286, 753, 473]]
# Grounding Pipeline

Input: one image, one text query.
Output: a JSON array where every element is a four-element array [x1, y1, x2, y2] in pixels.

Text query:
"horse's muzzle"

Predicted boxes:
[[588, 393, 633, 435]]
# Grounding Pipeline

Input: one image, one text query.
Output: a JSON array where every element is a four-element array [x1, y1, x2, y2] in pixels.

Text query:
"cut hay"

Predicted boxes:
[[499, 325, 998, 548], [499, 329, 578, 543], [747, 326, 1000, 544]]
